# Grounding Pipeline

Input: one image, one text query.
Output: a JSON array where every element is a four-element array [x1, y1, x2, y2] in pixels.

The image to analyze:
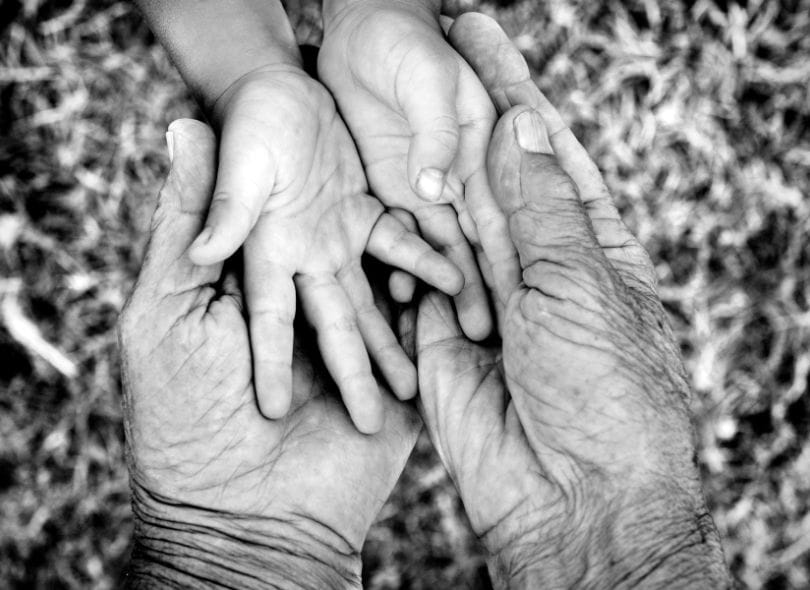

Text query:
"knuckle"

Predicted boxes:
[[254, 306, 294, 328], [427, 117, 461, 151], [526, 155, 580, 199]]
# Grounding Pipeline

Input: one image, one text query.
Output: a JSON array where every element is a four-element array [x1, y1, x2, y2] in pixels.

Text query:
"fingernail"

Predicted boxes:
[[416, 168, 446, 202], [165, 131, 175, 163], [514, 110, 553, 154]]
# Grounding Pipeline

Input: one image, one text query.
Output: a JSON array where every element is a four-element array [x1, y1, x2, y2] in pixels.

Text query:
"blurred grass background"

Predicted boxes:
[[1, 0, 809, 587]]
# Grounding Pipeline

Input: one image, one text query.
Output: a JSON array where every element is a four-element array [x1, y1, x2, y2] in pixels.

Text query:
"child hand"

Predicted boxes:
[[320, 1, 518, 340], [186, 65, 463, 433]]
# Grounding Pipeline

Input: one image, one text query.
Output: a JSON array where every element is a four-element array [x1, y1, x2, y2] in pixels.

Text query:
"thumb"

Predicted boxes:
[[487, 106, 610, 297], [137, 119, 222, 298], [401, 53, 461, 202], [416, 291, 463, 357]]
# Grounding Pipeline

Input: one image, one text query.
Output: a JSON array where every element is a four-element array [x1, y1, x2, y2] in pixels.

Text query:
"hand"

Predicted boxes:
[[119, 120, 422, 588], [185, 65, 462, 431], [413, 14, 730, 588], [319, 0, 520, 340]]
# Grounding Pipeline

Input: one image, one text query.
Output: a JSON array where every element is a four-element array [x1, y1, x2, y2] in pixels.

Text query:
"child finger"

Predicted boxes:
[[339, 263, 417, 401], [415, 206, 493, 341], [297, 273, 385, 434], [464, 168, 521, 309], [386, 209, 418, 303], [389, 271, 417, 304], [243, 247, 296, 420]]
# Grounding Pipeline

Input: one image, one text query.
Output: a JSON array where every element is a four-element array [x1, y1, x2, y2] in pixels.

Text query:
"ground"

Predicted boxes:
[[1, 0, 809, 587]]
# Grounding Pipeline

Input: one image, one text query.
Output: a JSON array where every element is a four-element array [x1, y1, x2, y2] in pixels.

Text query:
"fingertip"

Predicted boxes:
[[393, 362, 418, 401], [514, 109, 554, 155], [187, 226, 232, 266], [256, 376, 293, 420], [458, 300, 493, 342], [487, 105, 540, 214], [439, 262, 465, 297], [350, 383, 386, 435], [389, 271, 416, 303]]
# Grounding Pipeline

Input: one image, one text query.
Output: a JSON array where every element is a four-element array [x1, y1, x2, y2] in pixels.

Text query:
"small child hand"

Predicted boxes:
[[188, 65, 463, 433], [320, 1, 520, 340]]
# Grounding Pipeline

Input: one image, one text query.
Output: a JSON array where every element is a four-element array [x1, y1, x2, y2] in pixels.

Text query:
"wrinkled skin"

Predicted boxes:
[[186, 65, 463, 432], [319, 0, 519, 339], [119, 119, 421, 587], [412, 14, 729, 588]]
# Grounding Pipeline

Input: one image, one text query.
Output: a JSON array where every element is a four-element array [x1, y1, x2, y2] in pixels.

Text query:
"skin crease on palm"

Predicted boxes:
[[319, 0, 522, 338], [180, 63, 465, 434], [410, 13, 729, 587], [119, 120, 422, 586]]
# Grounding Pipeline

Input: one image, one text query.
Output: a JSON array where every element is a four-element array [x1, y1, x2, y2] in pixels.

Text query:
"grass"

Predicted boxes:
[[1, 0, 809, 587]]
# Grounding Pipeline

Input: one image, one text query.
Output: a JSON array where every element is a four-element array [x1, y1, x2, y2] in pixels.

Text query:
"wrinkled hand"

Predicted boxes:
[[320, 1, 520, 339], [413, 14, 730, 588], [185, 65, 462, 431], [119, 120, 421, 588]]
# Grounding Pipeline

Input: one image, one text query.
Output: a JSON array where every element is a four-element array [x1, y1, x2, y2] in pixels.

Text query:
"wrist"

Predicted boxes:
[[486, 482, 730, 589], [124, 484, 361, 590], [209, 63, 323, 127], [135, 0, 303, 112]]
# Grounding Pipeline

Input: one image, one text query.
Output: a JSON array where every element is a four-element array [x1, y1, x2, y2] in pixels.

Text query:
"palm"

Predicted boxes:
[[125, 287, 420, 550], [416, 295, 556, 552], [220, 68, 445, 428]]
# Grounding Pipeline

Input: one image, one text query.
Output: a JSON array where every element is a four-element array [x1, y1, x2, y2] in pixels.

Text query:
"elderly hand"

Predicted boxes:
[[319, 0, 519, 340], [413, 14, 730, 588], [119, 120, 421, 589]]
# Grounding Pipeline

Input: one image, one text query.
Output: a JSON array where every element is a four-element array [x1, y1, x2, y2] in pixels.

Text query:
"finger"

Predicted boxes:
[[488, 106, 617, 302], [448, 13, 538, 116], [399, 52, 461, 202], [297, 274, 385, 434], [450, 13, 656, 288], [541, 129, 658, 290], [473, 240, 507, 334], [386, 209, 418, 303], [389, 271, 416, 304], [139, 119, 222, 297], [398, 303, 418, 361], [439, 15, 455, 35], [416, 291, 464, 354], [339, 263, 417, 401], [367, 212, 464, 297], [415, 206, 492, 341], [188, 115, 277, 266], [464, 168, 520, 310], [453, 63, 520, 307], [414, 293, 468, 427], [243, 243, 296, 420]]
